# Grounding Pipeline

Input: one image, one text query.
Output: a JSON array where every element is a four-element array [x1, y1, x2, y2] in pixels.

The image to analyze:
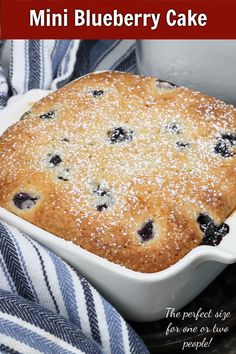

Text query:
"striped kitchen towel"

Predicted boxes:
[[0, 41, 148, 353], [0, 221, 148, 354], [0, 40, 136, 109]]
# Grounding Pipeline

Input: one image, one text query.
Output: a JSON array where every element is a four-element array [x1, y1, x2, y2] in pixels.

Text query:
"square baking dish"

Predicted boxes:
[[0, 89, 235, 322]]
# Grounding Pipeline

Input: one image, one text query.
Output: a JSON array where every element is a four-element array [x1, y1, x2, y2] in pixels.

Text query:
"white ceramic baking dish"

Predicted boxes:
[[0, 89, 236, 322]]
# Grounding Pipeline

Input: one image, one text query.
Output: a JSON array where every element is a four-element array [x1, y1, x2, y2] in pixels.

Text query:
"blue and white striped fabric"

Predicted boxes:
[[0, 221, 148, 354], [0, 40, 136, 109], [0, 40, 148, 353]]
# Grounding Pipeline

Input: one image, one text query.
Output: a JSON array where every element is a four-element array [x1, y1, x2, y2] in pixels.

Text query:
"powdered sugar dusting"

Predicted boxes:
[[0, 71, 235, 272]]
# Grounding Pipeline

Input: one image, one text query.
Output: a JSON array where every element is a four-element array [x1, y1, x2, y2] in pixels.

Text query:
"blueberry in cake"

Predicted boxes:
[[0, 71, 235, 272]]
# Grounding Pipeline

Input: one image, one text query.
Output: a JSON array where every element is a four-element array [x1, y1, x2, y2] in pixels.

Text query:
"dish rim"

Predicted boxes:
[[0, 207, 235, 282]]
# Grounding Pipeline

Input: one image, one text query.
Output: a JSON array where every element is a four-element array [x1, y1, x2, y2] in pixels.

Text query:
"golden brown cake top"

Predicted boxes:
[[0, 71, 235, 272]]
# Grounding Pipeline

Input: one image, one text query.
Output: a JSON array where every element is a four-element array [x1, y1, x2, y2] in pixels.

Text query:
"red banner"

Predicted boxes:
[[1, 0, 236, 39]]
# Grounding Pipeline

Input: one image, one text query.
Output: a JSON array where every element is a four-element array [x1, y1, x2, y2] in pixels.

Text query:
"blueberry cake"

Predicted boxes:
[[0, 71, 235, 273]]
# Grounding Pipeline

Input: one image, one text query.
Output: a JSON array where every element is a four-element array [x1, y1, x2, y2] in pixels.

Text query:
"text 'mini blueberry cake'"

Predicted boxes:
[[0, 72, 235, 272]]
